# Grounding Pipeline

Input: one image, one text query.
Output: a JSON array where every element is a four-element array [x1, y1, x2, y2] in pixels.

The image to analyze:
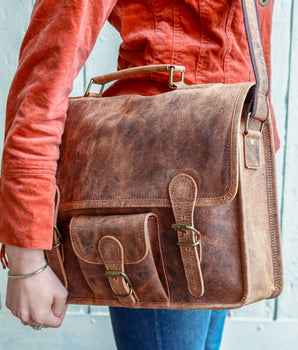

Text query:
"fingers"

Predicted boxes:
[[45, 302, 68, 328], [17, 304, 67, 328], [17, 305, 67, 329], [44, 304, 68, 328], [28, 285, 68, 328]]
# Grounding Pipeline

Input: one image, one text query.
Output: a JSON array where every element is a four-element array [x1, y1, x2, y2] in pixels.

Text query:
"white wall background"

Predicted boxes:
[[0, 0, 297, 349]]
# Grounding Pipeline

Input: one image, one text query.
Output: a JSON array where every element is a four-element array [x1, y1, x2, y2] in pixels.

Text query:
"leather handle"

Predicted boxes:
[[241, 0, 269, 122], [92, 64, 185, 85]]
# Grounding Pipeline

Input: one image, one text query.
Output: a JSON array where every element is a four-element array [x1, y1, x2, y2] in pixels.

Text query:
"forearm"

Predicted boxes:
[[0, 0, 117, 249]]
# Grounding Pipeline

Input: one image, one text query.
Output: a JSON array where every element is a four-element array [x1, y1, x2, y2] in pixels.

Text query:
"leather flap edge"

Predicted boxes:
[[70, 213, 155, 264], [58, 82, 255, 211]]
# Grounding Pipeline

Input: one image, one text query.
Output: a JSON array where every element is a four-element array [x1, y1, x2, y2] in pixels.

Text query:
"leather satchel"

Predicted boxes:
[[46, 0, 283, 309]]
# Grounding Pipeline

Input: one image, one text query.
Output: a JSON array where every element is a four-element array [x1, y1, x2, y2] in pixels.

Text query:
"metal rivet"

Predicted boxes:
[[259, 0, 269, 6]]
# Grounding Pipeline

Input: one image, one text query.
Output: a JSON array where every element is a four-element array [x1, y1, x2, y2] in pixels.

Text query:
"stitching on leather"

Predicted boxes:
[[66, 297, 246, 309], [263, 124, 283, 297], [151, 214, 170, 300]]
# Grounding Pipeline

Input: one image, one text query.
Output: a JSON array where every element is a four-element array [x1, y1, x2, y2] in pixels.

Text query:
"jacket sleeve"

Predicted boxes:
[[0, 0, 117, 249]]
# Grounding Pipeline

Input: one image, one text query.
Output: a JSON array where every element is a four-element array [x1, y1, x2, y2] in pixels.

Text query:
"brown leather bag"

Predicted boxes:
[[46, 0, 283, 309]]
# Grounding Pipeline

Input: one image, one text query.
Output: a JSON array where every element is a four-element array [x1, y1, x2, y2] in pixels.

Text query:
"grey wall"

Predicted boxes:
[[0, 1, 297, 349]]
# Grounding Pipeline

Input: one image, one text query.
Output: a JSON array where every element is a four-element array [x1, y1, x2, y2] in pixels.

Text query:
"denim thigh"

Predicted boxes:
[[109, 307, 227, 350]]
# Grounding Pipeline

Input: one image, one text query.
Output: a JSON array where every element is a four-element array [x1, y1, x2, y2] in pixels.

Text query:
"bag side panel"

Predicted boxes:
[[238, 115, 283, 304]]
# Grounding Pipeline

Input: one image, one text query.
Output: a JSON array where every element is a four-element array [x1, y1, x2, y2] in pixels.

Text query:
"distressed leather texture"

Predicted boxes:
[[58, 84, 248, 208], [46, 73, 283, 309]]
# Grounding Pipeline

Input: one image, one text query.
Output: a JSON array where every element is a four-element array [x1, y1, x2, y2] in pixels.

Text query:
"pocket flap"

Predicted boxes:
[[70, 213, 156, 264]]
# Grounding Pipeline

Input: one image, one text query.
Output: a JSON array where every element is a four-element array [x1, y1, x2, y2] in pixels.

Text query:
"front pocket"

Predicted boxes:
[[69, 213, 168, 305]]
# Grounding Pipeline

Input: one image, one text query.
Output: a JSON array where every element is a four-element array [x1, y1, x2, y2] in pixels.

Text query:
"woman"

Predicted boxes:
[[0, 0, 279, 349]]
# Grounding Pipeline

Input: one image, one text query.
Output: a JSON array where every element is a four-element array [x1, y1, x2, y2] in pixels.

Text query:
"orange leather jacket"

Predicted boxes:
[[0, 0, 279, 251]]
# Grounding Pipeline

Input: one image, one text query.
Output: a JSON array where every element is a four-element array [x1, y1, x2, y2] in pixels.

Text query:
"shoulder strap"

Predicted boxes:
[[241, 0, 270, 123]]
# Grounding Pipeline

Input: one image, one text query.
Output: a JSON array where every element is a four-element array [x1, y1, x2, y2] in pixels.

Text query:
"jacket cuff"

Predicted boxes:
[[0, 174, 56, 250]]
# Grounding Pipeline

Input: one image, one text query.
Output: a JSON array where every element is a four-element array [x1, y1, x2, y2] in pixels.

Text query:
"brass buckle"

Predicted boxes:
[[169, 66, 185, 87], [105, 270, 133, 299], [245, 112, 265, 134], [52, 225, 62, 248], [84, 78, 105, 96], [171, 224, 201, 247]]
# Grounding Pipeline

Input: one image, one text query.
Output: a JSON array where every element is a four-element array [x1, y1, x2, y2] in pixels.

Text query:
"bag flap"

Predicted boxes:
[[70, 213, 156, 264], [58, 82, 254, 210]]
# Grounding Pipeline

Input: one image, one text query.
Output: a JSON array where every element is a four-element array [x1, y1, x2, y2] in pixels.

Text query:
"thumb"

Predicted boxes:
[[52, 293, 68, 318], [45, 303, 68, 328]]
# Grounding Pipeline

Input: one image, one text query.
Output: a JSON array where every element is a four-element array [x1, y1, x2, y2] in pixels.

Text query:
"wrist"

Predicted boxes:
[[8, 261, 49, 280], [5, 245, 46, 274]]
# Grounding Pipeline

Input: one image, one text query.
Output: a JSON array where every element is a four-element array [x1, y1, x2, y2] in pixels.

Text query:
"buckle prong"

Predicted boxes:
[[171, 224, 201, 247]]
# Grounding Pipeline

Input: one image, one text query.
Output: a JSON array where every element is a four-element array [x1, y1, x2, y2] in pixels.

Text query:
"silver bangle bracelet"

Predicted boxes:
[[7, 262, 48, 280]]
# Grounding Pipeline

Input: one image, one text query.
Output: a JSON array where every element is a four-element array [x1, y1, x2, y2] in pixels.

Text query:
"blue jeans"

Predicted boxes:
[[109, 308, 227, 350]]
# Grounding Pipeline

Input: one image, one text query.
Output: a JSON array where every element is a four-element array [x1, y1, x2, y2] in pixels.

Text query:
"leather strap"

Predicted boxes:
[[244, 130, 262, 169], [44, 186, 68, 288], [241, 0, 269, 122], [98, 236, 136, 305], [169, 174, 204, 297]]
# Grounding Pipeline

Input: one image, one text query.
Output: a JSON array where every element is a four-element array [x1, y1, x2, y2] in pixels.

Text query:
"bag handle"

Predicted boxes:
[[84, 64, 185, 96]]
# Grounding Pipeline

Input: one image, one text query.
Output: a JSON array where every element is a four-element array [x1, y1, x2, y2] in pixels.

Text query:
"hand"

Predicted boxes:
[[5, 246, 68, 328]]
